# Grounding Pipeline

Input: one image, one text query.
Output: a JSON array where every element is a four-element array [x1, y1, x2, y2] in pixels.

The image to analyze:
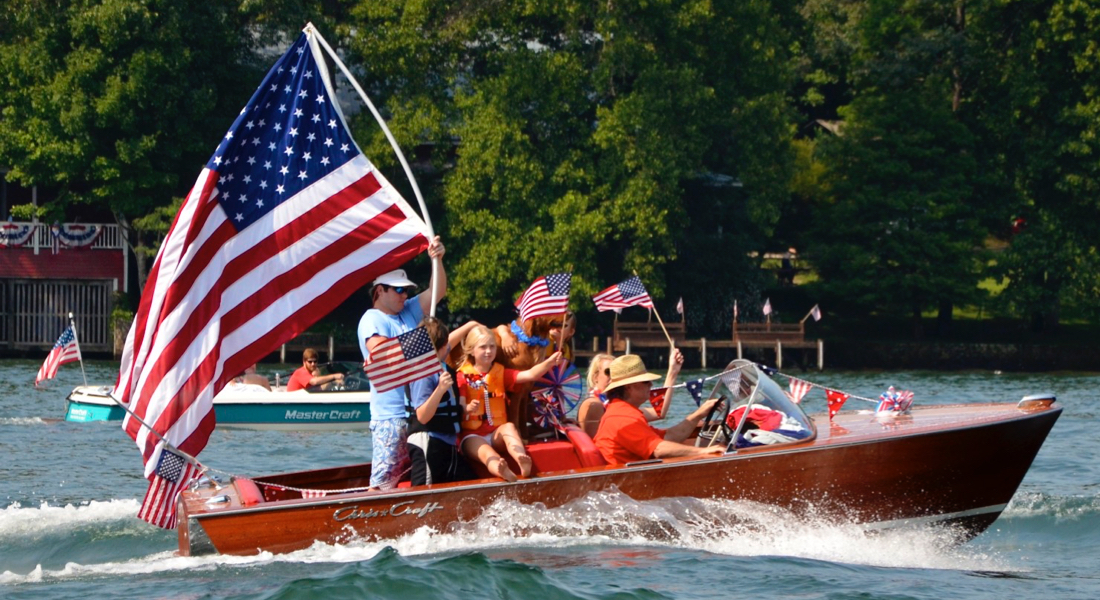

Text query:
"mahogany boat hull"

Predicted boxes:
[[178, 401, 1061, 556]]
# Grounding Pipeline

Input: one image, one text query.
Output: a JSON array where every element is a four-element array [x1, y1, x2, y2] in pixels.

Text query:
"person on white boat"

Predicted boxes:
[[593, 354, 721, 464], [231, 363, 272, 391], [576, 347, 685, 438], [359, 236, 447, 490], [287, 348, 344, 391]]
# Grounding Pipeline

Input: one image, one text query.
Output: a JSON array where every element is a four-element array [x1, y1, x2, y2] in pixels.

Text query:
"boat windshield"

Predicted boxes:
[[701, 359, 816, 450]]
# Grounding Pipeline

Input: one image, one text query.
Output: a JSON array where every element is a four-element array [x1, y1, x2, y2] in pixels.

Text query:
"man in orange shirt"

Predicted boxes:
[[594, 354, 723, 464]]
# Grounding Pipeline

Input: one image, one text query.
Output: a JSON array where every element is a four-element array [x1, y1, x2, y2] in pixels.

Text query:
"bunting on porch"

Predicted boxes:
[[0, 222, 33, 248]]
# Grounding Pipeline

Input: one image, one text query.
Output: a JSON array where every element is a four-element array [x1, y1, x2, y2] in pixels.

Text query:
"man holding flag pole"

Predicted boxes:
[[112, 24, 448, 527]]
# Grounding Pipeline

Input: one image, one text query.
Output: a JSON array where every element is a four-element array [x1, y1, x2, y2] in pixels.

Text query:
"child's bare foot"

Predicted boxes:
[[515, 453, 533, 478], [487, 457, 517, 482]]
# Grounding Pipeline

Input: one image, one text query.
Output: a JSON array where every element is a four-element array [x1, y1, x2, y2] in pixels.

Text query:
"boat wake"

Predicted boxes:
[[2, 489, 1057, 583]]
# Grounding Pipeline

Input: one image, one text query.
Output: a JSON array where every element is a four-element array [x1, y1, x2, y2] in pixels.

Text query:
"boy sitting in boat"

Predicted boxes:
[[407, 317, 481, 486], [594, 354, 722, 464], [286, 348, 344, 391], [456, 325, 564, 482]]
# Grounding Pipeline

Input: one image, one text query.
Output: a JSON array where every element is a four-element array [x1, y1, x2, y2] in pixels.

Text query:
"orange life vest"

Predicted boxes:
[[458, 363, 509, 431]]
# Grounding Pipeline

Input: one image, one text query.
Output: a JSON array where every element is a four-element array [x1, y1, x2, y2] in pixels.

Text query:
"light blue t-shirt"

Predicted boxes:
[[358, 298, 424, 420]]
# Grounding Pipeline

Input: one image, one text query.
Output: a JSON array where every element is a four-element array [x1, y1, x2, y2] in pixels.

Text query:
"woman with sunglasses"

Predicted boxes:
[[286, 348, 344, 391], [576, 347, 685, 438]]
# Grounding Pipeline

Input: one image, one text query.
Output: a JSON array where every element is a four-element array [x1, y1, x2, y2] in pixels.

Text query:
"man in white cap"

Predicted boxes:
[[359, 236, 447, 489], [594, 354, 722, 465]]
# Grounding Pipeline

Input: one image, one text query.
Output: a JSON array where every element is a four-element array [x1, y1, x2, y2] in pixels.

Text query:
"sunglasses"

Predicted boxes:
[[383, 285, 411, 295], [604, 368, 611, 377], [306, 359, 317, 364]]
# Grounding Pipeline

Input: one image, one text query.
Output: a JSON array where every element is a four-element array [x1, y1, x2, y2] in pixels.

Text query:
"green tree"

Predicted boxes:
[[341, 0, 798, 323], [0, 0, 262, 290], [810, 0, 989, 337], [969, 0, 1100, 330]]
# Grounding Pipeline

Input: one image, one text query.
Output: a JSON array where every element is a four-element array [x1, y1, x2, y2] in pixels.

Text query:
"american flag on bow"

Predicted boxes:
[[786, 378, 812, 404], [114, 30, 430, 503], [516, 272, 572, 323], [137, 447, 202, 529], [593, 276, 654, 312], [364, 327, 441, 393], [35, 325, 81, 386], [876, 386, 914, 413]]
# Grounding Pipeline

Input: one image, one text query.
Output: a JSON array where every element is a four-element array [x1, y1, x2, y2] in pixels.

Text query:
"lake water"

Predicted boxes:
[[2, 359, 1097, 599]]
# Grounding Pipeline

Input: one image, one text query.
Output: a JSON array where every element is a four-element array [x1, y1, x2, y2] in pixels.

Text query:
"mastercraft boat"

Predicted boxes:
[[66, 363, 371, 431], [176, 359, 1060, 556]]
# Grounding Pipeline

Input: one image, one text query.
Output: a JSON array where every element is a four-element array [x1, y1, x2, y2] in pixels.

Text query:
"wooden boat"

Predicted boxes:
[[177, 360, 1060, 556], [65, 363, 371, 431]]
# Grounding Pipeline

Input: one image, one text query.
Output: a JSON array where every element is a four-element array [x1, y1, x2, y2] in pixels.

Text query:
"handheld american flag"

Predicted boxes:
[[515, 272, 572, 323], [114, 30, 429, 491], [364, 326, 441, 392], [593, 276, 654, 312], [137, 447, 202, 529], [35, 325, 81, 386]]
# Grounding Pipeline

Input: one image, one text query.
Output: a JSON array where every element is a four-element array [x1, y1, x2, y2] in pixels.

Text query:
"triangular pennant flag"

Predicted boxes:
[[787, 378, 812, 404], [685, 378, 705, 407], [826, 390, 850, 419], [810, 304, 822, 322], [762, 298, 772, 316], [649, 387, 668, 414]]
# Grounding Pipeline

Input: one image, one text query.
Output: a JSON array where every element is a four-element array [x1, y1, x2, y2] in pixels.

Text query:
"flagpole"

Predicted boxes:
[[68, 312, 87, 387], [633, 270, 674, 347], [107, 390, 203, 469], [800, 304, 821, 324], [308, 25, 442, 317]]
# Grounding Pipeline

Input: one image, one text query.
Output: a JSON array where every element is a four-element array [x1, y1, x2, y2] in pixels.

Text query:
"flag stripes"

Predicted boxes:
[[115, 32, 431, 482]]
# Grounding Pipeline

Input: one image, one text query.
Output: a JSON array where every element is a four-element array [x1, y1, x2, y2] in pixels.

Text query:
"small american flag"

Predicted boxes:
[[762, 298, 772, 316], [515, 272, 572, 323], [364, 327, 440, 392], [138, 447, 202, 529], [593, 276, 653, 312], [826, 390, 850, 419], [35, 325, 81, 386], [301, 489, 328, 499], [787, 378, 812, 404], [810, 304, 822, 322]]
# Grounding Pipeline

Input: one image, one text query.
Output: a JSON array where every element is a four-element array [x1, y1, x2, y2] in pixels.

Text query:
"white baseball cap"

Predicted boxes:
[[372, 269, 417, 288]]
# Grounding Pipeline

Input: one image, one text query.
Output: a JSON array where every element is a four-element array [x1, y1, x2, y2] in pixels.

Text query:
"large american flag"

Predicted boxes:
[[137, 448, 202, 529], [592, 276, 654, 312], [515, 272, 572, 323], [114, 30, 429, 508], [364, 326, 440, 392], [35, 325, 81, 386]]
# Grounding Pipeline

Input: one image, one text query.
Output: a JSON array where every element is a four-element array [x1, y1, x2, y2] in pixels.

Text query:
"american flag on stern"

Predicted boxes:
[[364, 327, 441, 393], [593, 276, 654, 312], [138, 447, 202, 529], [515, 272, 572, 323], [114, 30, 430, 498], [35, 325, 82, 386]]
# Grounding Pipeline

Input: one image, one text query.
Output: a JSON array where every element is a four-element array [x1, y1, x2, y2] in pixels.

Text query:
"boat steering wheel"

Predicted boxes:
[[696, 395, 730, 448]]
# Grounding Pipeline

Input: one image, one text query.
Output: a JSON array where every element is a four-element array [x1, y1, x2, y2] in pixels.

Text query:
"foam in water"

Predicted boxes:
[[0, 489, 1027, 584]]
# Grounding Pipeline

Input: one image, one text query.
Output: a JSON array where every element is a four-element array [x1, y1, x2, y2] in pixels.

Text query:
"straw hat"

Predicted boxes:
[[603, 355, 662, 393]]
